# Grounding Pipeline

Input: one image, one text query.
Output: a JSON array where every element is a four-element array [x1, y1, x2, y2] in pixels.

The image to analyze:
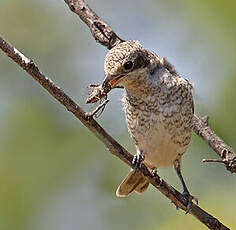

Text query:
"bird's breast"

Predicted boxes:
[[122, 83, 193, 168]]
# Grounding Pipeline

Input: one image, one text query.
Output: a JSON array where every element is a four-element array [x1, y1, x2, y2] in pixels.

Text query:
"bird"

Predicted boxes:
[[102, 40, 196, 211]]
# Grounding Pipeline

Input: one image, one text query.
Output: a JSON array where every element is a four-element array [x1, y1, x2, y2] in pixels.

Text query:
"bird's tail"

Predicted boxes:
[[116, 169, 149, 197]]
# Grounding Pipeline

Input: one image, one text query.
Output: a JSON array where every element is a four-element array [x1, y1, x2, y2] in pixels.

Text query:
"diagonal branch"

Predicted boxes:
[[0, 34, 230, 230], [193, 115, 236, 173], [63, 0, 124, 49], [64, 0, 236, 174]]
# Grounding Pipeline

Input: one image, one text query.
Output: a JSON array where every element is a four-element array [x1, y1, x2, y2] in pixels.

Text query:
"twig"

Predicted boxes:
[[0, 33, 230, 230], [202, 159, 227, 164], [64, 0, 236, 174], [193, 115, 236, 173], [63, 0, 124, 49]]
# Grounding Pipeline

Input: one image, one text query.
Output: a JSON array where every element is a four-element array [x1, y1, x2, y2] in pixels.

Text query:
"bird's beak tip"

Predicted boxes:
[[102, 74, 112, 88], [103, 74, 125, 89]]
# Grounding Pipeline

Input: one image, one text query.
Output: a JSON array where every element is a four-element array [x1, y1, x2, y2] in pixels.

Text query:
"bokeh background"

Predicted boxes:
[[0, 0, 235, 229]]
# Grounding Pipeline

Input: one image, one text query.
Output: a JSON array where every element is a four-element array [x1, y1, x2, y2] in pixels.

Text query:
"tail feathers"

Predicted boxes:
[[116, 169, 149, 197]]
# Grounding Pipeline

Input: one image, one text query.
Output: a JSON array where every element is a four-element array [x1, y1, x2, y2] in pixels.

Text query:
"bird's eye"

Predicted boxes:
[[123, 61, 134, 71]]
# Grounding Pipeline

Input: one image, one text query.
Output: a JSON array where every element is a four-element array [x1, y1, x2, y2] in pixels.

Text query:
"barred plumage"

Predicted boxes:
[[103, 41, 195, 201]]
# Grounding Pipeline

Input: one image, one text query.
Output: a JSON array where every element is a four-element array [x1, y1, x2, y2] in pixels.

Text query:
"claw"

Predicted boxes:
[[132, 151, 144, 174], [170, 200, 179, 210], [183, 191, 198, 214], [151, 169, 158, 176]]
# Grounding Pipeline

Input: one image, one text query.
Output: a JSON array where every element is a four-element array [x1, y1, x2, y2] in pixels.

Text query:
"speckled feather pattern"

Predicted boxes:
[[104, 41, 194, 169], [123, 70, 194, 168], [104, 41, 151, 77]]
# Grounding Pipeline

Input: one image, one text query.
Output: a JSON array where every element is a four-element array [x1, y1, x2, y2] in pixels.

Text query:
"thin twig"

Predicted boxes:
[[64, 0, 236, 174], [202, 159, 226, 164], [0, 35, 230, 230], [63, 0, 124, 49], [193, 115, 236, 173]]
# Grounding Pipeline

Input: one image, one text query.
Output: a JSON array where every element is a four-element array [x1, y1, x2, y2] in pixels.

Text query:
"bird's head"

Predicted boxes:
[[103, 41, 158, 89]]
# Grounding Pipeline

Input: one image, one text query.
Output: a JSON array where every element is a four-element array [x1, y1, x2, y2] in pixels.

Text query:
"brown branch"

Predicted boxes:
[[63, 0, 124, 49], [64, 0, 236, 174], [0, 34, 230, 230], [193, 115, 236, 173]]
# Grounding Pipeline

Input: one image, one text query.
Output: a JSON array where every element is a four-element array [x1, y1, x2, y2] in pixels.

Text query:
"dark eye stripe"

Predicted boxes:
[[133, 54, 149, 70]]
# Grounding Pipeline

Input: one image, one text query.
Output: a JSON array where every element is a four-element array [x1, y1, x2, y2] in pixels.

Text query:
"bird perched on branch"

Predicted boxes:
[[103, 40, 196, 211]]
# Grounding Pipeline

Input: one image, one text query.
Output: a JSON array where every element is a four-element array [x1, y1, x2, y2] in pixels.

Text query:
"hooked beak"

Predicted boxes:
[[102, 74, 125, 88]]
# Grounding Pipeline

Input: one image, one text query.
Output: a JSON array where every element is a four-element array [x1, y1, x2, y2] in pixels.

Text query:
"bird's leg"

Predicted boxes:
[[174, 165, 198, 214], [132, 149, 144, 174]]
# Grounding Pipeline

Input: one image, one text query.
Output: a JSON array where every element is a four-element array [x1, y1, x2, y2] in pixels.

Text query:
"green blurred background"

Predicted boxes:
[[0, 0, 235, 229]]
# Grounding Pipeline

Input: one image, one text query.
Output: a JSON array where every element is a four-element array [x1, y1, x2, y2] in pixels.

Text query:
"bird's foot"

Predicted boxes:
[[151, 169, 158, 176], [174, 165, 198, 214], [170, 200, 179, 210], [132, 151, 144, 174], [182, 190, 198, 214]]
